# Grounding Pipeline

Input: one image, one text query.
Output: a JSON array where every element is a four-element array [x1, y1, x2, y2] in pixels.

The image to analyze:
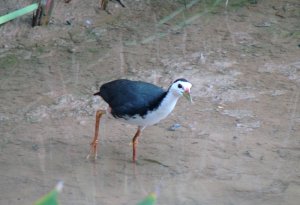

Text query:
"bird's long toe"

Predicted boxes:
[[87, 140, 98, 160]]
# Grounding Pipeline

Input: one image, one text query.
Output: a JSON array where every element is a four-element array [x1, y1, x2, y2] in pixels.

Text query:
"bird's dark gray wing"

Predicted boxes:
[[98, 79, 166, 118]]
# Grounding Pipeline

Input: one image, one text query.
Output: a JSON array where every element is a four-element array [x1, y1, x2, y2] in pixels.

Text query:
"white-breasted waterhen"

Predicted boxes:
[[87, 78, 192, 162]]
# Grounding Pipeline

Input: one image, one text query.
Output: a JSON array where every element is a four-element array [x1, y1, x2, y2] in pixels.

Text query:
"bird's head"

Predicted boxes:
[[169, 78, 192, 102]]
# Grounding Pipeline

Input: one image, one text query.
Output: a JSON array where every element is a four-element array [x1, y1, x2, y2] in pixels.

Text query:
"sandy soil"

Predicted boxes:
[[0, 0, 300, 204]]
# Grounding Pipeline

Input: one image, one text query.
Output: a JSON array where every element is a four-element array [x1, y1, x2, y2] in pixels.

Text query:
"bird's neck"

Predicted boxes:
[[159, 90, 180, 111]]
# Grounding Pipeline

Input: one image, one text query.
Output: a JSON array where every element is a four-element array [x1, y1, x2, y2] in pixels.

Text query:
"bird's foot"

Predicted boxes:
[[132, 141, 138, 162], [128, 142, 137, 162], [86, 140, 98, 160]]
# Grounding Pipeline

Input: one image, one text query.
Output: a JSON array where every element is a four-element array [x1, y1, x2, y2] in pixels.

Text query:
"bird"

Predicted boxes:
[[87, 78, 192, 162]]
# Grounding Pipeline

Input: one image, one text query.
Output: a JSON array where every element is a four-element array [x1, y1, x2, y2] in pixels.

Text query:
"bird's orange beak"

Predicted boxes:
[[183, 88, 192, 102]]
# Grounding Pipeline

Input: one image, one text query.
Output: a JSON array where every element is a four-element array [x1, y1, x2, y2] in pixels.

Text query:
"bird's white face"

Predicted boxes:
[[170, 79, 192, 102]]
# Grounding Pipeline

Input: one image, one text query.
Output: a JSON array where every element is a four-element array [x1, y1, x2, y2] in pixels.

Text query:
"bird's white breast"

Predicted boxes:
[[120, 91, 180, 127]]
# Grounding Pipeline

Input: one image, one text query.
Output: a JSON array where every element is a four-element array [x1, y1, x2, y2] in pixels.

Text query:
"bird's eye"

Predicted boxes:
[[178, 84, 183, 89]]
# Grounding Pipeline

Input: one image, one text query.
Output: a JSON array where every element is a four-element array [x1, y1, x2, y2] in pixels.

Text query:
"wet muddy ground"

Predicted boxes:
[[0, 0, 300, 204]]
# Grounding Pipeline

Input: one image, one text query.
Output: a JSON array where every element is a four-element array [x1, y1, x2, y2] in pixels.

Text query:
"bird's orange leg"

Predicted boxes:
[[132, 127, 142, 162], [99, 0, 108, 10], [87, 109, 106, 160]]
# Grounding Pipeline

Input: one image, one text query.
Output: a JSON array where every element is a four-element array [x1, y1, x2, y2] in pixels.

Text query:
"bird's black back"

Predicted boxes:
[[95, 79, 167, 118]]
